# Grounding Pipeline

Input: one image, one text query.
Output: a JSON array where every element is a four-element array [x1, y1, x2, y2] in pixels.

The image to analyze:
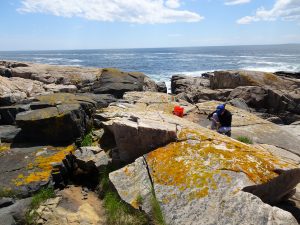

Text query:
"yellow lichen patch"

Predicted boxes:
[[131, 199, 139, 209], [147, 128, 295, 200], [14, 145, 75, 186], [0, 143, 11, 152]]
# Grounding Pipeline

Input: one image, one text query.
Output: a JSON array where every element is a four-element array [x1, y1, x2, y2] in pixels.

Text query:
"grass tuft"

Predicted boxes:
[[151, 189, 167, 225], [236, 136, 253, 144], [25, 187, 55, 225], [80, 131, 93, 147], [136, 194, 143, 206], [99, 166, 149, 225]]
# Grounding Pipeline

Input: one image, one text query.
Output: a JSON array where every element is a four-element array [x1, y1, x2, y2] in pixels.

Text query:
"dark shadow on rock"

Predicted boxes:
[[275, 200, 300, 223], [242, 168, 300, 222]]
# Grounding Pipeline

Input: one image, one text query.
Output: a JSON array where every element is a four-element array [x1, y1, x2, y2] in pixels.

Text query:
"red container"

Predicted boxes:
[[173, 106, 184, 117]]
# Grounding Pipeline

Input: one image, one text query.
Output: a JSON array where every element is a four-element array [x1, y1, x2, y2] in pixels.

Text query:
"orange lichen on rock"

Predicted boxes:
[[147, 128, 295, 200], [14, 145, 75, 186]]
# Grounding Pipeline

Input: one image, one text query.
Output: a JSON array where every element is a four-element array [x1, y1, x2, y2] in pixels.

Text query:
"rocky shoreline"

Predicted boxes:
[[0, 60, 299, 225]]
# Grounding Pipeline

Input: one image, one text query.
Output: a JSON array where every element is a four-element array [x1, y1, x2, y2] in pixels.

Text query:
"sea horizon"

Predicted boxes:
[[1, 43, 300, 53], [1, 44, 300, 90]]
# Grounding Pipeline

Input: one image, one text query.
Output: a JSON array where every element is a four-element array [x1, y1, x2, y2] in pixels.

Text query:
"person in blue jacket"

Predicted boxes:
[[208, 104, 232, 137]]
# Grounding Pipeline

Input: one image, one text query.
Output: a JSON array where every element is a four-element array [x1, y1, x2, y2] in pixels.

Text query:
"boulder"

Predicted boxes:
[[74, 146, 110, 172], [0, 198, 32, 225], [44, 84, 78, 93], [0, 61, 101, 87], [210, 70, 299, 90], [266, 117, 284, 124], [171, 74, 210, 95], [0, 144, 74, 196], [0, 125, 21, 142], [171, 75, 231, 103], [0, 104, 30, 125], [77, 93, 117, 108], [157, 81, 167, 93], [0, 76, 46, 106], [15, 93, 96, 143], [227, 98, 251, 112], [16, 105, 85, 143], [95, 92, 195, 163], [93, 68, 158, 98], [228, 86, 300, 120], [0, 67, 12, 78], [275, 71, 300, 79], [0, 198, 14, 208], [103, 118, 177, 163]]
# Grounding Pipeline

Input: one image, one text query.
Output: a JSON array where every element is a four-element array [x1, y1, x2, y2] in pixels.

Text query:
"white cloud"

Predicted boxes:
[[237, 0, 300, 24], [18, 0, 203, 24], [225, 0, 251, 6], [166, 0, 181, 9]]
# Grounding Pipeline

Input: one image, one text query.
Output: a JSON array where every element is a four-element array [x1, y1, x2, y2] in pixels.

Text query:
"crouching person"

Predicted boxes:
[[208, 104, 232, 137]]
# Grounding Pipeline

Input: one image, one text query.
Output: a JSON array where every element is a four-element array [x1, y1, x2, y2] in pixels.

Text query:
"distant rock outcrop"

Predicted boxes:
[[92, 68, 158, 98], [171, 70, 300, 124]]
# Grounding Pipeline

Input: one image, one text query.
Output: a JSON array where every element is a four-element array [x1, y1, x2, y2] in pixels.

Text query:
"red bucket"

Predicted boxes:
[[173, 106, 184, 117]]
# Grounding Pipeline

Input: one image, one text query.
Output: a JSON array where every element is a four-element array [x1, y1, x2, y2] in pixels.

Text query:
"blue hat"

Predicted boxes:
[[216, 104, 225, 115]]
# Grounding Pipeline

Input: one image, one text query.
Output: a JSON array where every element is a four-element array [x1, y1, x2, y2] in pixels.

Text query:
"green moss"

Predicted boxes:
[[150, 189, 166, 225], [236, 136, 253, 144], [80, 131, 93, 147], [25, 188, 55, 225]]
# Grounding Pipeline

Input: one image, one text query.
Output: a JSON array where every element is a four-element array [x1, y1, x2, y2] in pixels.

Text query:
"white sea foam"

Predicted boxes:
[[67, 59, 83, 62], [241, 64, 300, 72]]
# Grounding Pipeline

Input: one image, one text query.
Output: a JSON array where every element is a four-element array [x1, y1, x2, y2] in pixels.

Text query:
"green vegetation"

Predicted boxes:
[[236, 136, 253, 144], [104, 191, 148, 225], [80, 131, 93, 147], [150, 189, 167, 225], [136, 194, 143, 206], [99, 166, 149, 225], [25, 188, 55, 225]]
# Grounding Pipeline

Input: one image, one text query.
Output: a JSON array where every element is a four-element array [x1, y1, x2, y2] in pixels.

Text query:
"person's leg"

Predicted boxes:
[[211, 113, 219, 130], [218, 127, 231, 136]]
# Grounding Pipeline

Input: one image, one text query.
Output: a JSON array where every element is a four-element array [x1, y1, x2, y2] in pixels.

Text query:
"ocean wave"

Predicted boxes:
[[241, 64, 300, 72], [67, 59, 83, 63]]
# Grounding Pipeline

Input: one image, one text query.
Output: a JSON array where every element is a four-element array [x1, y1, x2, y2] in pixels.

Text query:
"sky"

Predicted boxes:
[[0, 0, 300, 50]]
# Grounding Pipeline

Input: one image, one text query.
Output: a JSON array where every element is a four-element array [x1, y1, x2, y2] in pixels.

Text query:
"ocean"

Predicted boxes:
[[0, 44, 299, 88]]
